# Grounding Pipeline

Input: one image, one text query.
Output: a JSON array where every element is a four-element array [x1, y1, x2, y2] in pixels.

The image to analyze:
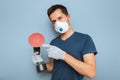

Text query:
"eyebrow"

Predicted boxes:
[[51, 16, 62, 23]]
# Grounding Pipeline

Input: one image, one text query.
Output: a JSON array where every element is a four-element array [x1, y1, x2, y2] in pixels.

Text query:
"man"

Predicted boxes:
[[32, 4, 97, 80]]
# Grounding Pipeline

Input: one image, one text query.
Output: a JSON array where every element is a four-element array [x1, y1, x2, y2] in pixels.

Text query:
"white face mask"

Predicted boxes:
[[54, 19, 69, 34]]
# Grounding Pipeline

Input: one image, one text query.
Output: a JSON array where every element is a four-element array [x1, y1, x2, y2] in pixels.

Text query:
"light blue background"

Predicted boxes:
[[0, 0, 120, 80]]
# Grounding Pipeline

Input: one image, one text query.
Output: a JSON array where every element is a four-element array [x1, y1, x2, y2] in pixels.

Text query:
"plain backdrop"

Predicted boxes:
[[0, 0, 120, 80]]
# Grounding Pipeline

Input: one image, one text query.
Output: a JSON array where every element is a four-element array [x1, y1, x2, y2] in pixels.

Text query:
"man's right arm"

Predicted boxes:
[[45, 59, 54, 72]]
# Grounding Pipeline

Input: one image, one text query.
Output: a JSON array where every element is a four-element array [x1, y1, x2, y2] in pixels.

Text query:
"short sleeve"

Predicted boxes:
[[82, 35, 97, 55]]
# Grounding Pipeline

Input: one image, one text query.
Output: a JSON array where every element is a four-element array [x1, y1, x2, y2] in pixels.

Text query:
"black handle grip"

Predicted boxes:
[[33, 47, 40, 55]]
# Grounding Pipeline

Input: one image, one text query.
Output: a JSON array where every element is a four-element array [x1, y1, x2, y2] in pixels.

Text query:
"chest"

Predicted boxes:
[[56, 38, 85, 60]]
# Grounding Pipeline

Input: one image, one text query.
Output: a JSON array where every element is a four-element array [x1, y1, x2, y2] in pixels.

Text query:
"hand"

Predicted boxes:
[[42, 44, 66, 60], [32, 52, 43, 64]]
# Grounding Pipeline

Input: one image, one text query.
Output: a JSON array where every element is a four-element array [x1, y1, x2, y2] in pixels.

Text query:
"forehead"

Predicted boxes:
[[49, 9, 65, 21]]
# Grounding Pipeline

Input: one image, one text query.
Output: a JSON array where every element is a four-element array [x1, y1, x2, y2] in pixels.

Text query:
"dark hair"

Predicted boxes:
[[47, 4, 69, 17]]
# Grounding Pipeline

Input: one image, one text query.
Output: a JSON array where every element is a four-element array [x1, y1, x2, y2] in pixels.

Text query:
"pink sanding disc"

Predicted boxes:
[[28, 33, 45, 47]]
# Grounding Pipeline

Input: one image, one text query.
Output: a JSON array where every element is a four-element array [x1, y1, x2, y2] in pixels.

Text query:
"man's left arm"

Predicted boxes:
[[64, 53, 96, 79], [42, 44, 96, 79]]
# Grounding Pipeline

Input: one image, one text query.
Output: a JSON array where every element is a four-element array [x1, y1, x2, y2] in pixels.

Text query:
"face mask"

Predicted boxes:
[[54, 19, 69, 34]]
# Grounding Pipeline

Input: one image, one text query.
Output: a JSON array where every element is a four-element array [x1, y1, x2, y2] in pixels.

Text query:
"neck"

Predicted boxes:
[[61, 27, 74, 40]]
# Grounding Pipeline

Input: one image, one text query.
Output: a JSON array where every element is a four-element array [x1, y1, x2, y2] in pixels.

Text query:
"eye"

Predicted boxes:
[[51, 20, 56, 25], [58, 17, 62, 21]]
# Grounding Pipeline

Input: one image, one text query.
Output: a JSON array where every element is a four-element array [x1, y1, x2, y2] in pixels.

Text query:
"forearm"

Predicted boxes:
[[45, 59, 54, 72], [64, 53, 96, 79]]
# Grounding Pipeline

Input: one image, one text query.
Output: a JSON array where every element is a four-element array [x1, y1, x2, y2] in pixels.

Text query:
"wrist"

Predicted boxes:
[[64, 53, 71, 61], [63, 53, 67, 60]]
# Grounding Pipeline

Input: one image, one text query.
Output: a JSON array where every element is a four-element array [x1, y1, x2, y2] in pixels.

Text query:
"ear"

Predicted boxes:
[[67, 14, 70, 21]]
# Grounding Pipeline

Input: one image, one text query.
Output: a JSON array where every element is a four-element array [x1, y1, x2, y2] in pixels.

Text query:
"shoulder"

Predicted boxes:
[[74, 32, 92, 40]]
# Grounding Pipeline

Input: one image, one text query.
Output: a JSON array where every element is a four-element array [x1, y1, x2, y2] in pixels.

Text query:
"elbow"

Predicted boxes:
[[47, 69, 53, 72], [89, 73, 96, 79], [46, 66, 53, 72], [46, 64, 53, 72], [47, 67, 53, 72], [88, 70, 96, 79]]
